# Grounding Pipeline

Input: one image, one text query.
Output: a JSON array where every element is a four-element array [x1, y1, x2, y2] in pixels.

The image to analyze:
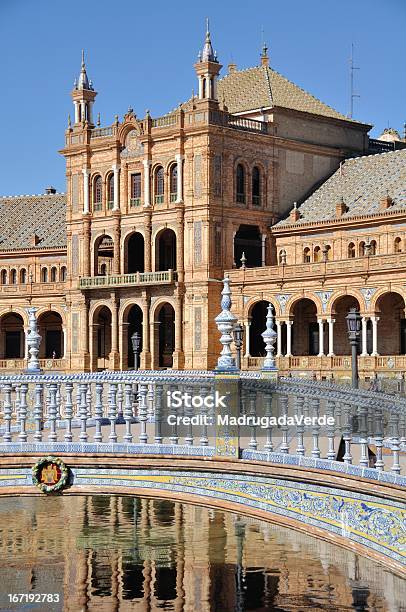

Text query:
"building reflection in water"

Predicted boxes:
[[0, 495, 404, 611]]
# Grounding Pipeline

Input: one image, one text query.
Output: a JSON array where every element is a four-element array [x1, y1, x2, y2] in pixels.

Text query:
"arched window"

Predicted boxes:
[[278, 249, 287, 265], [348, 242, 355, 258], [60, 266, 67, 281], [20, 269, 27, 284], [370, 240, 377, 255], [236, 164, 245, 203], [155, 166, 164, 204], [93, 175, 102, 211], [100, 263, 107, 276], [252, 167, 261, 206], [323, 245, 332, 261], [394, 237, 402, 253], [1, 270, 7, 285], [50, 267, 57, 282], [10, 269, 16, 285], [202, 79, 206, 99], [314, 246, 321, 262], [41, 267, 48, 283], [303, 247, 311, 263], [170, 165, 178, 202], [107, 174, 114, 209], [359, 241, 365, 257]]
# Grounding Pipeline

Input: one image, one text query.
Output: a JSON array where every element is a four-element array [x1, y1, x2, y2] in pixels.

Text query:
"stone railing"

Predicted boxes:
[[0, 372, 404, 482], [151, 114, 179, 128], [0, 359, 66, 371], [90, 126, 115, 139], [79, 270, 177, 289]]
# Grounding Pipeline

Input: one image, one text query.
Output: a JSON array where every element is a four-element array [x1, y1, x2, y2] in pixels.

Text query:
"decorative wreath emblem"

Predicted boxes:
[[32, 456, 69, 494]]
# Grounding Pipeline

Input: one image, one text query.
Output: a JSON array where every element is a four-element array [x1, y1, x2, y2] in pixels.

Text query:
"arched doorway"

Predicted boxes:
[[291, 299, 318, 356], [94, 235, 114, 276], [249, 301, 276, 357], [92, 306, 112, 370], [125, 233, 144, 274], [0, 313, 25, 358], [124, 304, 143, 369], [234, 225, 262, 268], [156, 229, 176, 271], [38, 312, 64, 358], [331, 295, 362, 355], [375, 292, 406, 355], [156, 303, 175, 368]]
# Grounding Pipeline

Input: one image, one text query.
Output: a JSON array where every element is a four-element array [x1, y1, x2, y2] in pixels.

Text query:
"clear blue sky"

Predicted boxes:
[[0, 0, 404, 195]]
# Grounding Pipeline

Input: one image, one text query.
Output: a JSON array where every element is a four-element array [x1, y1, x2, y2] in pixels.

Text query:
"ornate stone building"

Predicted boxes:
[[0, 28, 405, 377]]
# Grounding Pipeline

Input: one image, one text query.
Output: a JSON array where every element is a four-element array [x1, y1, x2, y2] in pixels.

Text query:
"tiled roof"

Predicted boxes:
[[217, 65, 355, 121], [275, 149, 406, 227], [0, 193, 67, 250]]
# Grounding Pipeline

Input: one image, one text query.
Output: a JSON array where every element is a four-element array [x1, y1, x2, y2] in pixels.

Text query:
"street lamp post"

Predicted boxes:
[[131, 331, 141, 371], [346, 308, 361, 388], [233, 323, 244, 370]]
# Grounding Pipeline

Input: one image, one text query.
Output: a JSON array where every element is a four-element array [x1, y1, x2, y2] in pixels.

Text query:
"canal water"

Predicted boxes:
[[0, 495, 404, 611]]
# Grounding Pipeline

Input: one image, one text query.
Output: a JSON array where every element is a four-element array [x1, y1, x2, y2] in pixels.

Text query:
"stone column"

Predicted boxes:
[[82, 217, 91, 277], [276, 320, 283, 356], [82, 168, 90, 214], [112, 217, 120, 275], [175, 154, 183, 203], [173, 295, 184, 369], [112, 164, 120, 211], [176, 209, 184, 283], [144, 212, 152, 272], [361, 316, 369, 356], [261, 234, 266, 266], [327, 318, 335, 356], [141, 297, 151, 369], [286, 320, 293, 357], [371, 316, 379, 356], [244, 321, 251, 357], [318, 319, 325, 356], [143, 159, 151, 207], [110, 294, 119, 370], [74, 101, 80, 124]]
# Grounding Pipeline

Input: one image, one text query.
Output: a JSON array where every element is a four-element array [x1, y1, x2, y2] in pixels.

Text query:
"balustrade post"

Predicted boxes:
[[64, 382, 73, 443], [86, 384, 92, 419], [184, 385, 194, 445], [295, 395, 305, 456], [108, 383, 118, 443], [47, 383, 58, 443], [357, 404, 369, 467], [56, 384, 62, 420], [262, 392, 273, 452], [2, 383, 13, 443], [94, 382, 104, 443], [33, 383, 44, 443], [154, 384, 163, 444], [16, 383, 28, 443], [390, 412, 401, 474], [138, 383, 149, 444], [199, 383, 210, 446], [248, 391, 257, 450], [326, 400, 336, 460], [168, 384, 178, 445], [374, 405, 384, 471], [79, 383, 89, 443], [342, 403, 353, 464], [147, 384, 155, 420], [279, 394, 289, 454], [117, 384, 124, 422], [311, 398, 321, 458]]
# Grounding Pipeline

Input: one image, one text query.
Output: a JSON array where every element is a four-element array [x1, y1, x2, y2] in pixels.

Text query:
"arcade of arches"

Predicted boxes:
[[0, 311, 64, 360], [246, 291, 406, 360]]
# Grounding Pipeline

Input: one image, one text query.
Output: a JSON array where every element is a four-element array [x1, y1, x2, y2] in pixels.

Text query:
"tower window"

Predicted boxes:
[[395, 237, 402, 253], [107, 174, 114, 209], [303, 247, 311, 263], [252, 166, 261, 206], [41, 267, 48, 283], [348, 242, 355, 258], [155, 166, 164, 204], [236, 164, 245, 204], [1, 270, 7, 284], [130, 173, 142, 207], [20, 269, 27, 284], [10, 269, 17, 284], [60, 266, 67, 281], [93, 175, 102, 211], [50, 267, 57, 282]]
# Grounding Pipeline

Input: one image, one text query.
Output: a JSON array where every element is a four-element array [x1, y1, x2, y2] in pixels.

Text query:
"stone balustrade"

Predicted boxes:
[[79, 270, 177, 289]]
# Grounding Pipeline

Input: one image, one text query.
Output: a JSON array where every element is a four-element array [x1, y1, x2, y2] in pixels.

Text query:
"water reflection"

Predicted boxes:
[[0, 496, 404, 611]]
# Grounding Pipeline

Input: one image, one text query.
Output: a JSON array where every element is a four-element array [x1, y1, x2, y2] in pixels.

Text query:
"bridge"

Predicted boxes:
[[0, 370, 405, 577]]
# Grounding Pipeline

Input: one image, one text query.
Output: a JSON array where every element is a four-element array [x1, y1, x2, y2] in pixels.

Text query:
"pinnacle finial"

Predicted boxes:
[[81, 49, 85, 68], [206, 17, 210, 36], [67, 114, 71, 128], [97, 112, 101, 127], [200, 17, 216, 62]]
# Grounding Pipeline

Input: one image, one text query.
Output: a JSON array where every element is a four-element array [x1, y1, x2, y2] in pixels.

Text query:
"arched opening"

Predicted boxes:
[[156, 303, 175, 368], [331, 295, 362, 355], [252, 166, 261, 206], [10, 269, 17, 285], [0, 270, 7, 285], [359, 241, 365, 257], [125, 233, 145, 274], [394, 237, 402, 253], [375, 292, 406, 355], [249, 301, 277, 357], [154, 166, 164, 204], [170, 164, 177, 202], [124, 304, 143, 369], [348, 243, 355, 258], [314, 246, 321, 262], [20, 269, 27, 284], [50, 267, 57, 282], [38, 311, 64, 359], [156, 229, 176, 271], [0, 313, 24, 359], [234, 225, 262, 268], [291, 299, 318, 356], [94, 235, 114, 276], [236, 164, 245, 203], [93, 175, 102, 211], [324, 245, 332, 260], [92, 306, 112, 370], [370, 240, 377, 255], [41, 267, 48, 283], [60, 266, 67, 282], [303, 248, 311, 263], [107, 174, 114, 209]]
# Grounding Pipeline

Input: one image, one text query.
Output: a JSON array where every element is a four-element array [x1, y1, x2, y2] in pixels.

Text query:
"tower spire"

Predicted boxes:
[[71, 51, 97, 126], [194, 19, 222, 102]]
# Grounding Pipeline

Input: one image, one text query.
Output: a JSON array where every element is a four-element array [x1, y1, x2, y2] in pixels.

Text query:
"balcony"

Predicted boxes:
[[129, 197, 141, 207], [79, 270, 177, 290]]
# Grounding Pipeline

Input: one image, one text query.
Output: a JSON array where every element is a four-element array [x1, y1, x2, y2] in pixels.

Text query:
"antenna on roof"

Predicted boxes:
[[349, 43, 360, 118]]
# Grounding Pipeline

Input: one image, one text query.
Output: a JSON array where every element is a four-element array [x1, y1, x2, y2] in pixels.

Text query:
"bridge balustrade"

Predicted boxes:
[[0, 372, 404, 479]]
